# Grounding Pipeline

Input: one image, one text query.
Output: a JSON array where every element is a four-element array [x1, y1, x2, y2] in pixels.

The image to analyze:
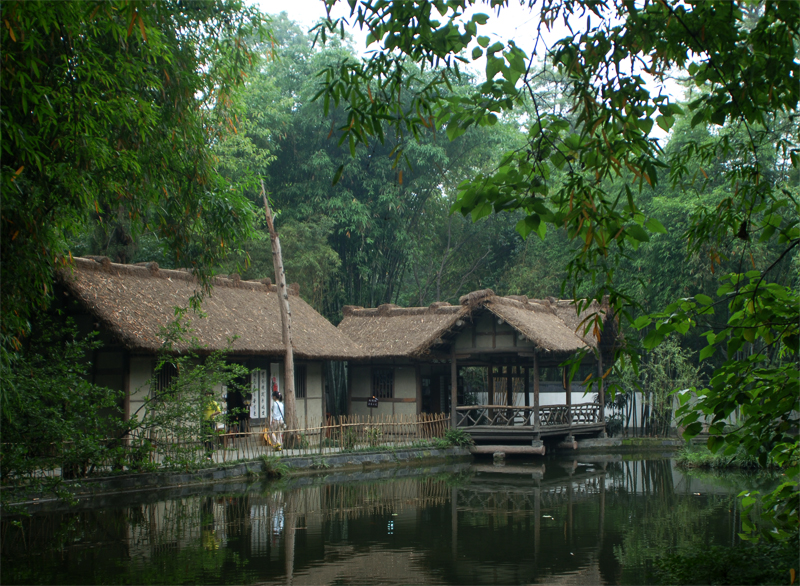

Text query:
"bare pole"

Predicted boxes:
[[261, 181, 298, 435]]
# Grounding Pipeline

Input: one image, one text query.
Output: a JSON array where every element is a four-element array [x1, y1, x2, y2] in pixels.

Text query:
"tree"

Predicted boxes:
[[217, 14, 524, 320], [0, 0, 268, 357], [314, 0, 799, 538]]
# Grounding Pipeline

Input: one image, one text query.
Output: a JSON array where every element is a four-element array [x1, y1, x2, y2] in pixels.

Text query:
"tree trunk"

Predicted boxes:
[[261, 182, 299, 439]]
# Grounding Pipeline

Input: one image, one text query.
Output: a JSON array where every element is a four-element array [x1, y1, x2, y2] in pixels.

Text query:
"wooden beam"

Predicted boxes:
[[523, 366, 531, 407]]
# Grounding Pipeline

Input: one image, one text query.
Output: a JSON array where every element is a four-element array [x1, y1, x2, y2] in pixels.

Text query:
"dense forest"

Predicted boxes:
[[71, 12, 798, 363]]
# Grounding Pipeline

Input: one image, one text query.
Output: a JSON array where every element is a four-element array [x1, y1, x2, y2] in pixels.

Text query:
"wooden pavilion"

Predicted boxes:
[[338, 289, 617, 449]]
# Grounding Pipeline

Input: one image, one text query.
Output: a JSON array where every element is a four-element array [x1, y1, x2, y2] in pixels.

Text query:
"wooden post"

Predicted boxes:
[[415, 366, 422, 416], [598, 352, 605, 424], [566, 363, 572, 428], [261, 182, 298, 435], [524, 366, 530, 425], [506, 365, 513, 406], [533, 354, 540, 432], [450, 345, 458, 428], [487, 365, 494, 423], [506, 364, 513, 424]]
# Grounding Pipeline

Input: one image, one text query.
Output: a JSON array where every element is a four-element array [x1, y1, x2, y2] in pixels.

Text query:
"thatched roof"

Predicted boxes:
[[57, 257, 364, 360], [339, 302, 467, 359], [338, 289, 615, 360]]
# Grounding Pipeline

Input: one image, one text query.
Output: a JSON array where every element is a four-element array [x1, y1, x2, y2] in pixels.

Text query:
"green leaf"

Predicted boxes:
[[644, 217, 667, 234], [699, 345, 716, 361], [683, 422, 703, 439], [627, 224, 650, 243], [642, 329, 664, 350], [695, 294, 713, 305], [331, 164, 344, 186], [472, 46, 483, 60]]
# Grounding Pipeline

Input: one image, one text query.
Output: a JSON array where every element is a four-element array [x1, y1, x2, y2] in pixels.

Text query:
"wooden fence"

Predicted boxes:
[[1, 413, 451, 482], [211, 412, 450, 463]]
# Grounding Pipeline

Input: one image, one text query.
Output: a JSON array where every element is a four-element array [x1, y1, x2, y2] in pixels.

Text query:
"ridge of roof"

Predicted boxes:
[[74, 256, 301, 295], [57, 256, 361, 359]]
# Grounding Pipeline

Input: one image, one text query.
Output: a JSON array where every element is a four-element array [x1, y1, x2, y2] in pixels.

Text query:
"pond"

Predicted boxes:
[[1, 454, 778, 585]]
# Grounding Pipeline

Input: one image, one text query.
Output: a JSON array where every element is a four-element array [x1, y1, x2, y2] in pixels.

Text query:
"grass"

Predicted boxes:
[[260, 455, 289, 478], [675, 445, 762, 470]]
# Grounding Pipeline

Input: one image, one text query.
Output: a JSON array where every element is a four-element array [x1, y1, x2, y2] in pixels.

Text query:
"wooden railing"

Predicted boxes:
[[0, 413, 451, 482], [455, 404, 601, 428]]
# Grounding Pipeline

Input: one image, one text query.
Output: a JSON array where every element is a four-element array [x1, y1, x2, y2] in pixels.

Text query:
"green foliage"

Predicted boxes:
[[260, 455, 289, 478], [654, 536, 800, 586], [0, 0, 267, 355], [0, 316, 126, 483], [614, 336, 701, 437], [126, 312, 250, 469], [341, 427, 358, 451], [365, 426, 383, 447], [443, 427, 474, 447], [315, 0, 800, 540], [676, 445, 760, 470]]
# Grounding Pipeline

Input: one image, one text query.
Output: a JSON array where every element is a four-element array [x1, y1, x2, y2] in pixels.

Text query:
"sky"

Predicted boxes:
[[253, 0, 569, 76], [252, 0, 680, 140]]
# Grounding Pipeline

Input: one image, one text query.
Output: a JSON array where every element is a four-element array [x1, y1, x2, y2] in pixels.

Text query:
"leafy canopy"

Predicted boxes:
[[314, 0, 799, 538], [0, 0, 268, 356]]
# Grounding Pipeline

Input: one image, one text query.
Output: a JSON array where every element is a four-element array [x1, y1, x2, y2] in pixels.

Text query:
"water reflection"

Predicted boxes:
[[2, 457, 769, 585]]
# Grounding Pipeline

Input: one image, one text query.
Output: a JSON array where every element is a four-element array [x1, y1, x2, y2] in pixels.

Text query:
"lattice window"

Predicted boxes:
[[153, 362, 178, 393], [372, 368, 394, 399], [294, 365, 307, 399]]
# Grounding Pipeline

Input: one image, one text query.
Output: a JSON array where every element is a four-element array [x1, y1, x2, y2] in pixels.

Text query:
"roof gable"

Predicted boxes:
[[338, 289, 615, 359]]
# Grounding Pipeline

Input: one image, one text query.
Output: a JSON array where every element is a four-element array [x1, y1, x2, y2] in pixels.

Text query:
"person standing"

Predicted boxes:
[[204, 393, 222, 460], [270, 390, 284, 450]]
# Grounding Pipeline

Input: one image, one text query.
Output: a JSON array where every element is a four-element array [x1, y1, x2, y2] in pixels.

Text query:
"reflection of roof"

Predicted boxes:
[[57, 257, 364, 359], [338, 289, 616, 359]]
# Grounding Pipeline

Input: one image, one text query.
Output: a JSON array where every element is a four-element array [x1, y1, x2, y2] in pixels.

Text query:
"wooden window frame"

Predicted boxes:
[[372, 368, 394, 399], [153, 361, 178, 394], [294, 364, 307, 399]]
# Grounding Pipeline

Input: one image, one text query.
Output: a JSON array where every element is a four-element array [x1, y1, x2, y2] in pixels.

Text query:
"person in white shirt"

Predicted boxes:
[[270, 390, 284, 450]]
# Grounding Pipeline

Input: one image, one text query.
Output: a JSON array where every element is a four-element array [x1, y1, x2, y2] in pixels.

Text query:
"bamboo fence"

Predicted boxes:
[[1, 413, 451, 481]]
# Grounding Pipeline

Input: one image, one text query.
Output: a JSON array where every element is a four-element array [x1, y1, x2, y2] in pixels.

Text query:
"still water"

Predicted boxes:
[[1, 455, 776, 585]]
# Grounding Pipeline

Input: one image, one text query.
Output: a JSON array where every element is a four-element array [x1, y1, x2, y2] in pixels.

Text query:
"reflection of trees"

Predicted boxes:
[[605, 459, 739, 584], [0, 460, 756, 585]]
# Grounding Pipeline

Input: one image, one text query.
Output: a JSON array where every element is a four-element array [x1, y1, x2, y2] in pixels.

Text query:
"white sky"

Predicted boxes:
[[254, 0, 568, 72], [253, 0, 680, 140]]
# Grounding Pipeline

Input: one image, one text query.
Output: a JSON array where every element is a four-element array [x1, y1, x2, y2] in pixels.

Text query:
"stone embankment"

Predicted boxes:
[[3, 447, 471, 511]]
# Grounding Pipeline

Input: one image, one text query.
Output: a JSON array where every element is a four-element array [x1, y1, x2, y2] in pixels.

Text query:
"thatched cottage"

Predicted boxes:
[[338, 289, 616, 441], [56, 256, 363, 430]]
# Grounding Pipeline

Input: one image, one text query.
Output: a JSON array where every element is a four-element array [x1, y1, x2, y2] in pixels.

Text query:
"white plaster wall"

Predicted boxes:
[[352, 366, 371, 397], [128, 356, 153, 422], [394, 402, 417, 417], [455, 330, 472, 350], [393, 366, 416, 399], [493, 322, 516, 348], [297, 363, 324, 428], [475, 314, 494, 349]]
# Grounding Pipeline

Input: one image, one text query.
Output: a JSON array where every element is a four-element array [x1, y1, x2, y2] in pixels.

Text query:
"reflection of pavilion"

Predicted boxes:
[[4, 457, 740, 585]]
